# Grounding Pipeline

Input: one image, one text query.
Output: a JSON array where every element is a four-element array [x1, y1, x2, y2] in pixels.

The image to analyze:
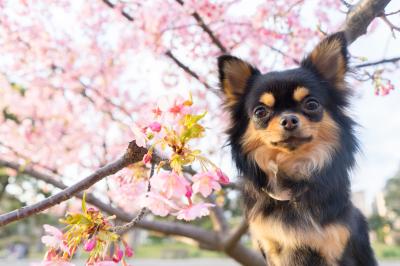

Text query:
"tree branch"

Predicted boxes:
[[384, 9, 400, 16], [379, 12, 400, 37], [164, 50, 217, 94], [226, 243, 265, 266], [0, 157, 215, 243], [341, 0, 392, 44], [0, 141, 147, 227], [174, 0, 227, 53], [355, 56, 400, 68], [102, 0, 133, 21], [0, 156, 265, 265], [100, 1, 218, 95], [222, 219, 249, 252]]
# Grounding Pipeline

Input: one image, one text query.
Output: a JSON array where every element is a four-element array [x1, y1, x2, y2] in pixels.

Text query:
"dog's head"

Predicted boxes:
[[219, 32, 357, 187]]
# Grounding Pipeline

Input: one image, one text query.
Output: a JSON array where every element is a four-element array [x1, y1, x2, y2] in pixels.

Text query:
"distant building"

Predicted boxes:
[[372, 192, 387, 217], [352, 191, 370, 216]]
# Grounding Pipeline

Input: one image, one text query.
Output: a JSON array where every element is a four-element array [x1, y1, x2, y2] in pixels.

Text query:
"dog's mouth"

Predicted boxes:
[[270, 135, 313, 150]]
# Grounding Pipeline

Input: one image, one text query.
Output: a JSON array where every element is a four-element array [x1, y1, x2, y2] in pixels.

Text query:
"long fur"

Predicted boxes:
[[218, 32, 377, 266]]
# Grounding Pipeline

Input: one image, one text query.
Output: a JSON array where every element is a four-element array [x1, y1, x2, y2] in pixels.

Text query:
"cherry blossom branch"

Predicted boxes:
[[111, 163, 154, 234], [174, 0, 228, 53], [102, 0, 133, 21], [0, 157, 263, 266], [379, 12, 400, 37], [0, 141, 60, 175], [79, 81, 134, 122], [0, 158, 209, 241], [99, 0, 218, 95], [0, 141, 147, 227], [341, 0, 392, 44], [266, 44, 301, 65], [340, 0, 354, 9], [164, 50, 216, 93], [384, 9, 400, 16], [355, 56, 400, 67]]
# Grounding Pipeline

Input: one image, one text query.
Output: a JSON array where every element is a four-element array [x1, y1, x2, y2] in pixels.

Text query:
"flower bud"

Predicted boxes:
[[122, 240, 134, 258], [142, 153, 152, 164], [84, 238, 97, 252], [216, 169, 229, 185], [112, 245, 123, 262], [185, 186, 193, 199], [149, 122, 162, 132]]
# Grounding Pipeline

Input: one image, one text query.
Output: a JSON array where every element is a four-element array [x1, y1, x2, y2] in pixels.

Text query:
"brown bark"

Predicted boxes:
[[341, 0, 392, 44]]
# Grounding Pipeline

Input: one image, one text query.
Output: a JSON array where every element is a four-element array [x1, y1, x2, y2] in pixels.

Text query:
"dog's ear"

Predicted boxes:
[[301, 32, 348, 89], [218, 55, 259, 105]]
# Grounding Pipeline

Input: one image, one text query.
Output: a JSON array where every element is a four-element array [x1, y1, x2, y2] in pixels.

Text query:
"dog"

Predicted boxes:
[[218, 32, 377, 266]]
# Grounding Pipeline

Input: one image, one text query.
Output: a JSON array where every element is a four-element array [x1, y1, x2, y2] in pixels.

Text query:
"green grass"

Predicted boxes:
[[136, 241, 400, 260], [373, 242, 400, 259], [135, 242, 224, 259]]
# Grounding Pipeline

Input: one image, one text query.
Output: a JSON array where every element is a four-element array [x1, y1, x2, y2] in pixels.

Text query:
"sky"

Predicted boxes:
[[348, 7, 400, 207]]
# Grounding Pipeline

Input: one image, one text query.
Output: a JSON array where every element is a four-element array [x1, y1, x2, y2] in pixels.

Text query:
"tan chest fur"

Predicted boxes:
[[249, 215, 350, 266]]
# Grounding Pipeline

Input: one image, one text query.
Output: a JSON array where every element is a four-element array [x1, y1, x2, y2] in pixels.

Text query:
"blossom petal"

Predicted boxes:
[[175, 203, 215, 221]]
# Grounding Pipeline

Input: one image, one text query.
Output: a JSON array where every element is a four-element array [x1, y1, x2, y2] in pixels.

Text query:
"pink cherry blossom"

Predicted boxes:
[[150, 171, 190, 199], [41, 225, 69, 254], [43, 224, 63, 239], [192, 171, 222, 197], [142, 191, 180, 217], [131, 123, 147, 148], [157, 95, 192, 121], [176, 203, 215, 221], [34, 252, 76, 266]]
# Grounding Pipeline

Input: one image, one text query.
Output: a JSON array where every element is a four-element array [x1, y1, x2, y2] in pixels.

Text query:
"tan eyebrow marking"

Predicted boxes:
[[260, 92, 275, 107], [293, 87, 310, 102]]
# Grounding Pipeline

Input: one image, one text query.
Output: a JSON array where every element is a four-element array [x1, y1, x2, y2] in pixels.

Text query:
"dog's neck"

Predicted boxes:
[[250, 142, 335, 180], [249, 143, 327, 201], [261, 161, 292, 201]]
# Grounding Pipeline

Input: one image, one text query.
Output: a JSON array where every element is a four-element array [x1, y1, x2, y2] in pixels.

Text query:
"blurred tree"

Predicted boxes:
[[369, 214, 392, 243], [385, 168, 400, 217]]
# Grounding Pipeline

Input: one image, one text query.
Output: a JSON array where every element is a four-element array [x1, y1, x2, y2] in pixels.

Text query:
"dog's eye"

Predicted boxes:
[[303, 98, 320, 112], [253, 105, 270, 119]]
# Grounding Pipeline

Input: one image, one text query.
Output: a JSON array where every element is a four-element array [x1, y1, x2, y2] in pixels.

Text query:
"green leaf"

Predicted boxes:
[[10, 82, 27, 96], [181, 124, 204, 141], [2, 107, 21, 124], [182, 112, 206, 128], [60, 212, 90, 225], [82, 192, 87, 213]]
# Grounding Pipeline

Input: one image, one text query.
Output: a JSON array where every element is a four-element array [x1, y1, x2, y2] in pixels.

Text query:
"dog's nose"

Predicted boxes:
[[280, 114, 299, 131]]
